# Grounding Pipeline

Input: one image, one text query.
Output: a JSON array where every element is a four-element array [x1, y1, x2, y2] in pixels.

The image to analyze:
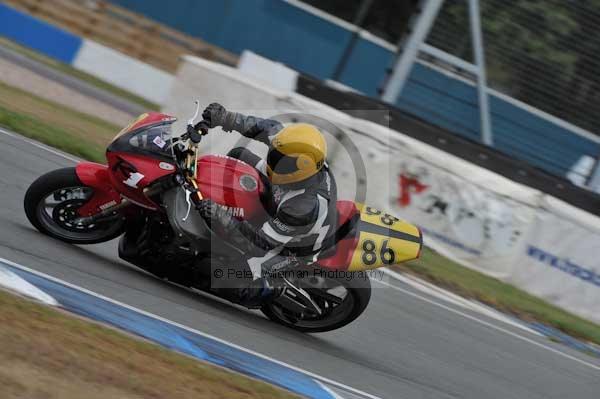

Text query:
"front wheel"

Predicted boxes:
[[261, 270, 371, 333], [24, 167, 125, 244]]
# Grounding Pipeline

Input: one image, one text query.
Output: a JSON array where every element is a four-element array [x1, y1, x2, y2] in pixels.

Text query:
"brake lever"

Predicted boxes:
[[187, 100, 201, 126]]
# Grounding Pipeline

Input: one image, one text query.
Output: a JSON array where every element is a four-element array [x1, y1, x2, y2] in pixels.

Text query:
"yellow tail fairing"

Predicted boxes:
[[348, 204, 422, 271]]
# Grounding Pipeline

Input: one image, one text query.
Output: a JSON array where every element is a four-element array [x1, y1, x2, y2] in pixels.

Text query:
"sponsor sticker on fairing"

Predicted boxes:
[[153, 135, 166, 149]]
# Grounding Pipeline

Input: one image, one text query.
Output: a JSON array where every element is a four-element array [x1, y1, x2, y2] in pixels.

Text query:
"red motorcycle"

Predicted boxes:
[[24, 103, 422, 332]]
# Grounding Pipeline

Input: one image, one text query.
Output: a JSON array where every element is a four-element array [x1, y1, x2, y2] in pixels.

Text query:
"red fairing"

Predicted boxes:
[[316, 201, 359, 271], [196, 155, 267, 221], [106, 152, 177, 209], [75, 162, 122, 216], [317, 237, 358, 271]]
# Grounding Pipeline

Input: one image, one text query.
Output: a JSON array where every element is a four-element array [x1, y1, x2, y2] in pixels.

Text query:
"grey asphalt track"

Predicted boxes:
[[0, 129, 599, 399]]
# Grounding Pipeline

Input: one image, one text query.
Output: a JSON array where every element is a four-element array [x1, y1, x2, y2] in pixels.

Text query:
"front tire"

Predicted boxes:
[[261, 270, 371, 333], [24, 167, 125, 244]]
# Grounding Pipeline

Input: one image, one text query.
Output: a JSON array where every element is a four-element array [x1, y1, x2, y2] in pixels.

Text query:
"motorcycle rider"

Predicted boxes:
[[197, 103, 338, 306]]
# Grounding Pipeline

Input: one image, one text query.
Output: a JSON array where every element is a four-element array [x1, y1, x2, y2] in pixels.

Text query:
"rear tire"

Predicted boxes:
[[261, 271, 371, 333], [24, 167, 125, 244]]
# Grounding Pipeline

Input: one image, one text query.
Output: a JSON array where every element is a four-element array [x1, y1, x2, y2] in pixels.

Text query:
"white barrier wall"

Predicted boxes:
[[237, 51, 298, 92], [164, 55, 600, 324], [73, 40, 174, 105]]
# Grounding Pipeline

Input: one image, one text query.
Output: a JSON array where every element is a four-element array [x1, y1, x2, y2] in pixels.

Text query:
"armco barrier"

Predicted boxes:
[[0, 3, 173, 104], [398, 61, 600, 177], [164, 55, 600, 324], [296, 73, 600, 217], [73, 41, 174, 104], [0, 3, 82, 64], [109, 0, 390, 92]]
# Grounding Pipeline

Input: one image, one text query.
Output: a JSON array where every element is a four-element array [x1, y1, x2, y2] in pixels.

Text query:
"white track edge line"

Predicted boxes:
[[0, 257, 382, 399], [381, 268, 543, 336], [315, 380, 347, 399], [371, 278, 600, 372], [0, 128, 81, 162]]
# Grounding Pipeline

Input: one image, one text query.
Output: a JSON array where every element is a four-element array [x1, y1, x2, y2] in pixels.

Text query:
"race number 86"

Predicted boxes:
[[361, 239, 396, 266]]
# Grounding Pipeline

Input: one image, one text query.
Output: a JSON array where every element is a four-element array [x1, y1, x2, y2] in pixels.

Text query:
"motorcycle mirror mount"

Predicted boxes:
[[187, 100, 201, 127], [183, 100, 205, 143]]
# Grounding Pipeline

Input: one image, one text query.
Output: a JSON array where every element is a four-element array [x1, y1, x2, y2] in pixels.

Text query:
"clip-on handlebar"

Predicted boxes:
[[174, 101, 210, 218]]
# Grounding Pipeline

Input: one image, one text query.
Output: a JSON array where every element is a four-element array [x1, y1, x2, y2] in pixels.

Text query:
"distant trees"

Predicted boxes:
[[304, 0, 600, 133], [430, 0, 600, 133]]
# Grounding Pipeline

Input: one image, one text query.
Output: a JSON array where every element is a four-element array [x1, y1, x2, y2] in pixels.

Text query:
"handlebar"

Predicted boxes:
[[163, 101, 214, 204], [168, 116, 212, 204], [190, 120, 209, 143], [178, 120, 208, 144]]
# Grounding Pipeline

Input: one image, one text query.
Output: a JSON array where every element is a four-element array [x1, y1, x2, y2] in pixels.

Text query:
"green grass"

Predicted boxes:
[[0, 80, 120, 163], [395, 248, 600, 345], [0, 37, 160, 111], [0, 107, 105, 162]]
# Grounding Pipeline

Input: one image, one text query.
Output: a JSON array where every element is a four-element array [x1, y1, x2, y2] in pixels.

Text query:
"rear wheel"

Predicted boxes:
[[261, 270, 371, 333], [24, 168, 125, 244]]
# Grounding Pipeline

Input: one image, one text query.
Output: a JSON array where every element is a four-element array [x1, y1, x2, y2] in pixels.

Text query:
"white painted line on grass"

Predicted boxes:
[[0, 257, 382, 399]]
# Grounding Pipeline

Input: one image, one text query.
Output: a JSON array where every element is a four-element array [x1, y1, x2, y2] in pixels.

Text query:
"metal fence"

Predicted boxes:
[[426, 0, 600, 137], [301, 0, 417, 43]]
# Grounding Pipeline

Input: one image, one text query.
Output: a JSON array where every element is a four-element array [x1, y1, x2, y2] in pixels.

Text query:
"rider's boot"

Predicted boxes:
[[237, 276, 282, 308]]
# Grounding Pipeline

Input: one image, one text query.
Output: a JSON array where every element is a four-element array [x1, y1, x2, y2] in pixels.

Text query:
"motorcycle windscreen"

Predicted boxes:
[[347, 204, 422, 271]]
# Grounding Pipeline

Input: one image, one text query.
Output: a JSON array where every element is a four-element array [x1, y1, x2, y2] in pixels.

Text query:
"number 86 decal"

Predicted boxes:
[[362, 239, 396, 266]]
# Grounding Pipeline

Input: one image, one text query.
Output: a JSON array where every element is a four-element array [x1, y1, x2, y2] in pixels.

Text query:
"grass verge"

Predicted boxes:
[[0, 80, 119, 162], [0, 288, 298, 399], [395, 248, 600, 345], [0, 37, 160, 111]]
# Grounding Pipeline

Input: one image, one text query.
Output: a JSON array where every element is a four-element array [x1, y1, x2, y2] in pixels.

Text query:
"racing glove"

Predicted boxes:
[[202, 103, 228, 128], [202, 103, 281, 140]]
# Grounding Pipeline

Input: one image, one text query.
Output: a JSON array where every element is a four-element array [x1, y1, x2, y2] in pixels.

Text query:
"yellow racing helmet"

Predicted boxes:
[[266, 123, 327, 185]]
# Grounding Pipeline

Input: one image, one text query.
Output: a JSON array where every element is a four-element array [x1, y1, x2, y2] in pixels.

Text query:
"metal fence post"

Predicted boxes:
[[469, 0, 493, 146], [381, 0, 444, 103], [332, 0, 375, 81]]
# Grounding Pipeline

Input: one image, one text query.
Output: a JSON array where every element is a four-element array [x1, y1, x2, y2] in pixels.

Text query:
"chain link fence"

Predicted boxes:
[[300, 0, 600, 136], [426, 0, 600, 136], [301, 0, 417, 43]]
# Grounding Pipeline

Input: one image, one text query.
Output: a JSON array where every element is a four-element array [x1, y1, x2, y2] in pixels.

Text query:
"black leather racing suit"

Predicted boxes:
[[207, 112, 338, 296]]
